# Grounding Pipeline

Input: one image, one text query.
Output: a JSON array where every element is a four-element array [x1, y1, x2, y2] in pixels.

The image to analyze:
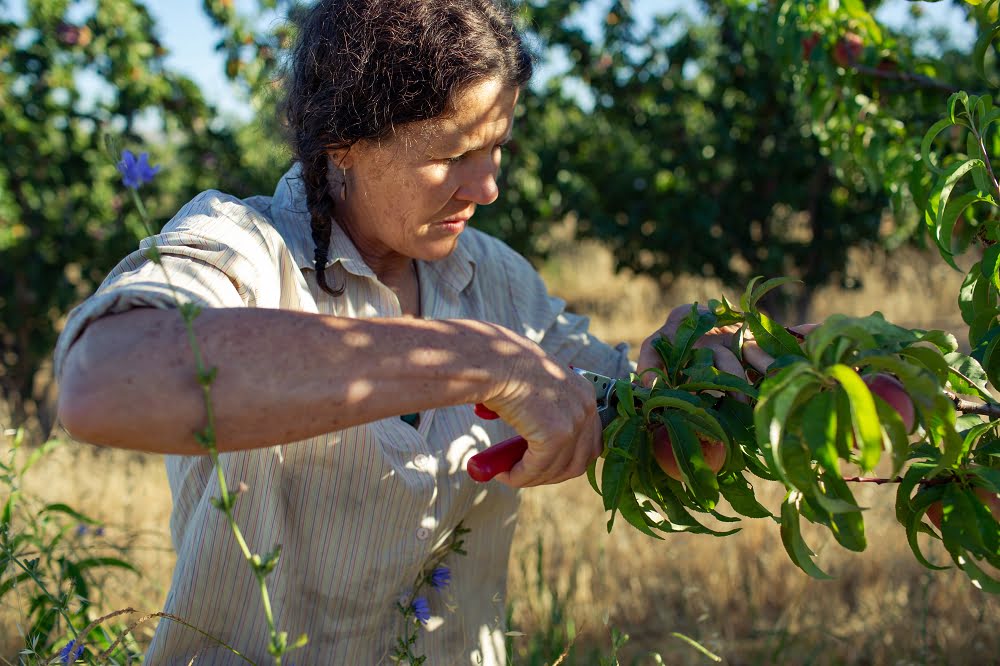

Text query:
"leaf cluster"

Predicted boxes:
[[591, 279, 1000, 590], [0, 432, 142, 663]]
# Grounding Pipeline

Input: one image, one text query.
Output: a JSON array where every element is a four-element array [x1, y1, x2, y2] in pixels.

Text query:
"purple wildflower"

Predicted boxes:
[[59, 640, 84, 664], [94, 526, 105, 537], [428, 566, 451, 590], [412, 596, 431, 624], [74, 524, 87, 537], [117, 150, 160, 189]]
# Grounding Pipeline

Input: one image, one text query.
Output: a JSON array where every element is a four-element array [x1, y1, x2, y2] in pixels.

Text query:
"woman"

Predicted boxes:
[[55, 0, 738, 663]]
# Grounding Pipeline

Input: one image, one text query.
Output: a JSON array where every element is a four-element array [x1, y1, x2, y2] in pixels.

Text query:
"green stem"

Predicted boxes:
[[972, 126, 1000, 203], [126, 186, 284, 661]]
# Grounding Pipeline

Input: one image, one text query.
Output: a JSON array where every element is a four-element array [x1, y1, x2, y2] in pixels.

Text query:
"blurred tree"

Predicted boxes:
[[2, 0, 994, 436], [475, 0, 987, 319], [0, 0, 278, 436]]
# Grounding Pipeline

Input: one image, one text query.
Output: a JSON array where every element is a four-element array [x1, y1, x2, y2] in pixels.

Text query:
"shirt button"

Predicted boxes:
[[416, 527, 431, 540]]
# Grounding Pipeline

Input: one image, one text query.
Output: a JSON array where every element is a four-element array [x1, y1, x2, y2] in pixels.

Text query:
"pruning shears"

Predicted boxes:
[[466, 367, 621, 482]]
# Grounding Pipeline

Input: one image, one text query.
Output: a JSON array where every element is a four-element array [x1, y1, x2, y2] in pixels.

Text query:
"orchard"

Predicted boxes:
[[4, 0, 1000, 663], [582, 0, 1000, 592]]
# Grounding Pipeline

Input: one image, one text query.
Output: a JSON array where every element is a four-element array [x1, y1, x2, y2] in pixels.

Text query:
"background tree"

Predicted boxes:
[[0, 0, 278, 436], [0, 0, 991, 440]]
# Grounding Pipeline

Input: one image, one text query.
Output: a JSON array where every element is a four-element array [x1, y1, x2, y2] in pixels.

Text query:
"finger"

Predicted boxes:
[[790, 323, 820, 337], [741, 340, 774, 375], [707, 344, 745, 378], [556, 415, 603, 484]]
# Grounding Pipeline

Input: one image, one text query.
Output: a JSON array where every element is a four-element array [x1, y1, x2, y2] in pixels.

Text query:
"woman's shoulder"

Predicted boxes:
[[459, 227, 535, 276], [165, 189, 275, 234]]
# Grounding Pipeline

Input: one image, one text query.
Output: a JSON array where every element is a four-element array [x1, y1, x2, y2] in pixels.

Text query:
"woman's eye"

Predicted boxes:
[[445, 154, 466, 164]]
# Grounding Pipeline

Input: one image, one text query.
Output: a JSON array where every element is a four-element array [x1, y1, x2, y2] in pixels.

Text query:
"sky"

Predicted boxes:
[[6, 0, 979, 121]]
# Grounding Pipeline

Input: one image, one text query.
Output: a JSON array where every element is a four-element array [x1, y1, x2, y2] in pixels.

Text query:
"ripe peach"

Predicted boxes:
[[651, 425, 726, 482], [833, 32, 864, 67], [864, 373, 916, 433], [801, 31, 821, 61], [927, 486, 1000, 531]]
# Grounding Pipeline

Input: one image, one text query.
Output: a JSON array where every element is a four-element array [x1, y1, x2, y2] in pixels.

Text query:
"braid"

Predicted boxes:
[[302, 155, 344, 297]]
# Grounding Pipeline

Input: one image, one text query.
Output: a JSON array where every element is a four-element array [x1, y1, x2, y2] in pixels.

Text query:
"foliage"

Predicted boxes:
[[0, 0, 279, 434], [474, 0, 986, 319], [0, 430, 142, 663], [590, 14, 1000, 590]]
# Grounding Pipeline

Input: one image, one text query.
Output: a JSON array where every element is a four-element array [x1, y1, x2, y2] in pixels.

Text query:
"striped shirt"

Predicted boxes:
[[54, 165, 632, 665]]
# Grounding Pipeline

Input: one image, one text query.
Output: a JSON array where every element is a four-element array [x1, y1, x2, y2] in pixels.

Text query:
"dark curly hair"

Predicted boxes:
[[283, 0, 534, 296]]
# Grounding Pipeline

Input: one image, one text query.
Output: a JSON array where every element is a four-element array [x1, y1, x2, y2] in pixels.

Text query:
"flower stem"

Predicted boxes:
[[126, 185, 286, 663]]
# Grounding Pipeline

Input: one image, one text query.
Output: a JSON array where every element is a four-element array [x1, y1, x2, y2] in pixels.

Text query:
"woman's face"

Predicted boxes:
[[333, 78, 519, 275]]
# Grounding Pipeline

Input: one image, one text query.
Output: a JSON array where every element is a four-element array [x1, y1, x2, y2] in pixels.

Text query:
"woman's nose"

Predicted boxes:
[[456, 154, 501, 205]]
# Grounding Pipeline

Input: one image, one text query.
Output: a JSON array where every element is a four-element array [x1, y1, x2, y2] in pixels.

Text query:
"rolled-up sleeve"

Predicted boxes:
[[53, 190, 287, 379]]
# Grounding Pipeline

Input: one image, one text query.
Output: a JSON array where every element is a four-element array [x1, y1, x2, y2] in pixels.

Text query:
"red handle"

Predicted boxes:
[[467, 436, 528, 482], [474, 403, 500, 420]]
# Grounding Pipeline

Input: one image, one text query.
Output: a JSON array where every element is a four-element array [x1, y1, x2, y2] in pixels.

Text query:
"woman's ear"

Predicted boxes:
[[326, 145, 354, 170]]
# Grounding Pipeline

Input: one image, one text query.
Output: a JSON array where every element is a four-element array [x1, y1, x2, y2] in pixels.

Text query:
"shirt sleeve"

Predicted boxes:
[[499, 244, 635, 379], [53, 190, 287, 379]]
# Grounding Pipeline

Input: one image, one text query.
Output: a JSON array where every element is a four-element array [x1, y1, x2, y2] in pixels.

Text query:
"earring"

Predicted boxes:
[[340, 167, 347, 201]]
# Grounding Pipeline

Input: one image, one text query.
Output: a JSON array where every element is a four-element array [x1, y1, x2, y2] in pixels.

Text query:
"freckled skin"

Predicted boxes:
[[60, 76, 697, 488], [332, 78, 518, 310]]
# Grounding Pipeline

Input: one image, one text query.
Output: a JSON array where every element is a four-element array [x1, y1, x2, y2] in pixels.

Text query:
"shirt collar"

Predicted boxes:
[[270, 164, 476, 293]]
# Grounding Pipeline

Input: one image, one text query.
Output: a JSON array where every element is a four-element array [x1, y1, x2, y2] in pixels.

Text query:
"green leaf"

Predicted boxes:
[[935, 160, 988, 248], [945, 351, 993, 400], [986, 244, 1000, 292], [71, 556, 141, 575], [902, 482, 947, 567], [958, 264, 987, 326], [980, 331, 1000, 393], [754, 365, 818, 482], [827, 364, 882, 471], [615, 478, 664, 539], [948, 91, 971, 126], [663, 414, 720, 510], [667, 305, 719, 381], [613, 378, 637, 418], [960, 556, 1000, 593], [677, 365, 759, 399], [974, 25, 1000, 86], [587, 458, 601, 495], [718, 472, 773, 519], [800, 391, 839, 471], [602, 417, 642, 526], [40, 503, 99, 526], [920, 117, 958, 176], [818, 472, 867, 552], [803, 315, 876, 366], [899, 346, 951, 386], [744, 310, 805, 361], [872, 396, 911, 477], [747, 276, 801, 310], [780, 492, 833, 580], [652, 477, 740, 537]]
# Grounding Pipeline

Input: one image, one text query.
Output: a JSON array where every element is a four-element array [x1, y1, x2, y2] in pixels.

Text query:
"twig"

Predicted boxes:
[[851, 64, 958, 94], [842, 475, 953, 487], [944, 389, 1000, 418], [973, 127, 1000, 203]]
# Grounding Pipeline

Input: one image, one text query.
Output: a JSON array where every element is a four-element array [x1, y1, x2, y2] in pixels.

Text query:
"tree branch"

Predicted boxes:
[[842, 475, 952, 487], [851, 64, 958, 94], [944, 389, 1000, 418]]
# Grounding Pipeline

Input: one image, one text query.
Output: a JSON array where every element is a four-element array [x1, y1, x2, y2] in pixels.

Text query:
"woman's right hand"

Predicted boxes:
[[473, 324, 604, 489]]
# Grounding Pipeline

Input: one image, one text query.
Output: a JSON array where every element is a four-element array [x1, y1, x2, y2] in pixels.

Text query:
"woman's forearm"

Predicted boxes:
[[57, 307, 523, 454]]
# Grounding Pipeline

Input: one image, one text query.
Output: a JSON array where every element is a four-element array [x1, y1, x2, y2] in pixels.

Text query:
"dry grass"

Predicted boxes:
[[4, 240, 998, 664]]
